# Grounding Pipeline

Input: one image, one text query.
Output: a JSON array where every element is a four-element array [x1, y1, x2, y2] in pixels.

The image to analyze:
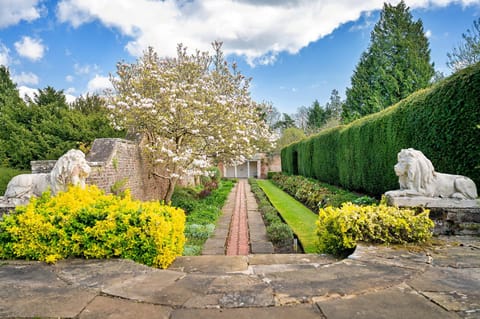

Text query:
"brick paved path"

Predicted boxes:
[[225, 180, 250, 255], [203, 179, 273, 255]]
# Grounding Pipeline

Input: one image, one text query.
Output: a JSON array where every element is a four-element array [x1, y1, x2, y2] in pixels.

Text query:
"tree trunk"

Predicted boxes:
[[164, 177, 179, 204]]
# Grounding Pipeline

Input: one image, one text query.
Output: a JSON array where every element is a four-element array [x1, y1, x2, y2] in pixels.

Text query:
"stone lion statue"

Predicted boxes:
[[385, 148, 477, 200], [4, 149, 91, 200]]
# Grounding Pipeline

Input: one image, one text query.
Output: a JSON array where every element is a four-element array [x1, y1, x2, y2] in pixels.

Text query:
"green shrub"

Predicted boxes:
[[316, 202, 434, 256], [183, 244, 202, 256], [267, 171, 279, 179], [171, 187, 199, 214], [271, 173, 369, 210], [282, 63, 480, 195], [0, 186, 186, 268], [184, 223, 215, 241], [248, 178, 295, 245], [267, 222, 294, 245], [264, 211, 281, 226]]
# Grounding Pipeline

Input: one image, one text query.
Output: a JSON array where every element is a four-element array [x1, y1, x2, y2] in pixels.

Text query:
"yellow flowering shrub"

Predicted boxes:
[[316, 202, 434, 255], [0, 185, 185, 268]]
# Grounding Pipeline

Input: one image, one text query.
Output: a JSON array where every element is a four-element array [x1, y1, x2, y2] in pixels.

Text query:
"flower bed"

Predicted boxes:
[[171, 179, 236, 255], [270, 173, 376, 211]]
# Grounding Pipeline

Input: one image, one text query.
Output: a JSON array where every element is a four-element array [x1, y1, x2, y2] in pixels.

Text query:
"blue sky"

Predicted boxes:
[[0, 0, 479, 114]]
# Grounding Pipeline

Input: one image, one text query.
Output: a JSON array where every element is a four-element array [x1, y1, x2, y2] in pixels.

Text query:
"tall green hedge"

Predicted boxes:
[[281, 63, 480, 196]]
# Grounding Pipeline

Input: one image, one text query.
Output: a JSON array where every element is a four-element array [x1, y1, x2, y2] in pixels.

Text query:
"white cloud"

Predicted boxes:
[[65, 93, 77, 104], [74, 63, 99, 75], [18, 85, 38, 101], [56, 0, 480, 66], [14, 36, 46, 61], [0, 43, 10, 66], [0, 0, 43, 28], [65, 87, 76, 94], [12, 71, 39, 85], [66, 74, 74, 82], [425, 29, 432, 38], [87, 74, 112, 93]]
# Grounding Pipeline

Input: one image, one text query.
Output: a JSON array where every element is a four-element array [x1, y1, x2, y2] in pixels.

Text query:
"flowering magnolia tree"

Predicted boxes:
[[108, 42, 275, 202]]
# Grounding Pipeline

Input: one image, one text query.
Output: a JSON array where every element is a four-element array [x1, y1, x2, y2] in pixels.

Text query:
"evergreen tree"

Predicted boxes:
[[447, 18, 480, 72], [325, 89, 343, 120], [273, 113, 296, 132], [306, 99, 326, 132], [0, 66, 35, 167], [0, 69, 123, 169], [343, 1, 434, 123]]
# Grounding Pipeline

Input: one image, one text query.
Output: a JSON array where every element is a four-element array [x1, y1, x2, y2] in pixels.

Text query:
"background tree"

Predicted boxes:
[[273, 113, 296, 132], [294, 105, 309, 132], [342, 1, 434, 123], [0, 66, 33, 167], [324, 89, 343, 121], [306, 99, 326, 133], [447, 18, 480, 72], [108, 44, 274, 202], [275, 127, 306, 153], [260, 102, 281, 129], [0, 68, 122, 168]]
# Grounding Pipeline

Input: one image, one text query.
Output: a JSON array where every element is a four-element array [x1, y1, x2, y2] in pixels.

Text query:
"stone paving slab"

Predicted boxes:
[[248, 253, 336, 265], [264, 258, 415, 303], [316, 285, 460, 319], [171, 304, 323, 319], [0, 236, 478, 318], [170, 255, 249, 273], [0, 261, 97, 318], [102, 269, 185, 303], [250, 241, 275, 254], [79, 296, 173, 319]]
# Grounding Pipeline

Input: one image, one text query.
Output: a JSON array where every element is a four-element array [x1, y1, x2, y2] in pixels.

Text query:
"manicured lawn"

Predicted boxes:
[[256, 179, 318, 253]]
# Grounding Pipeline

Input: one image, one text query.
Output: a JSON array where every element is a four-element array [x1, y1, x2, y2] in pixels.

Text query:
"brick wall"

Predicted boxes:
[[29, 138, 168, 201], [85, 138, 168, 201]]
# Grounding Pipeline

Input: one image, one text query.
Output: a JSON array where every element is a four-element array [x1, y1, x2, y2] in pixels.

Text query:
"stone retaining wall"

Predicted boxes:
[[430, 207, 480, 236]]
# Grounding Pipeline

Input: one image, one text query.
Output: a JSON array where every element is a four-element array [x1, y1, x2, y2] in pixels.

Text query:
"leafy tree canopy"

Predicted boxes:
[[275, 127, 306, 153], [0, 67, 123, 169], [342, 1, 434, 123], [447, 18, 480, 72], [273, 113, 297, 132], [108, 42, 275, 202]]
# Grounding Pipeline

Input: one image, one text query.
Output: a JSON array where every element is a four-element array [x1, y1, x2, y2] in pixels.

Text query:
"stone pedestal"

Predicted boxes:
[[0, 198, 17, 219], [386, 196, 479, 209], [386, 195, 480, 236]]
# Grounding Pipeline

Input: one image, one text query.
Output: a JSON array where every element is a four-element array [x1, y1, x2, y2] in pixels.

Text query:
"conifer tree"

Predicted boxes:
[[342, 1, 434, 123]]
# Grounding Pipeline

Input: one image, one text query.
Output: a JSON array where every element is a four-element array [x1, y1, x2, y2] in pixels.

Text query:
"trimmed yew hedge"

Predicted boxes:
[[282, 63, 480, 196]]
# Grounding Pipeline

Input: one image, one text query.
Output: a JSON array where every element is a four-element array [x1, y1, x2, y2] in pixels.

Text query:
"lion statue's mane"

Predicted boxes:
[[4, 149, 91, 200], [385, 148, 477, 200]]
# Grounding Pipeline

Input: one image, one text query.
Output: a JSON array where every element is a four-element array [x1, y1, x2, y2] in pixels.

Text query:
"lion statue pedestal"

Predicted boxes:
[[1, 149, 91, 206], [385, 148, 478, 208]]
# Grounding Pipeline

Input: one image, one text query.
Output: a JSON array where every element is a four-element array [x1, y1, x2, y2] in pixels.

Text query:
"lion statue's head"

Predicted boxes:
[[50, 149, 91, 194], [394, 148, 435, 195]]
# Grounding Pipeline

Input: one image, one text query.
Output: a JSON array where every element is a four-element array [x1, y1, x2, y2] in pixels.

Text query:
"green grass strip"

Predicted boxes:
[[256, 180, 318, 253]]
